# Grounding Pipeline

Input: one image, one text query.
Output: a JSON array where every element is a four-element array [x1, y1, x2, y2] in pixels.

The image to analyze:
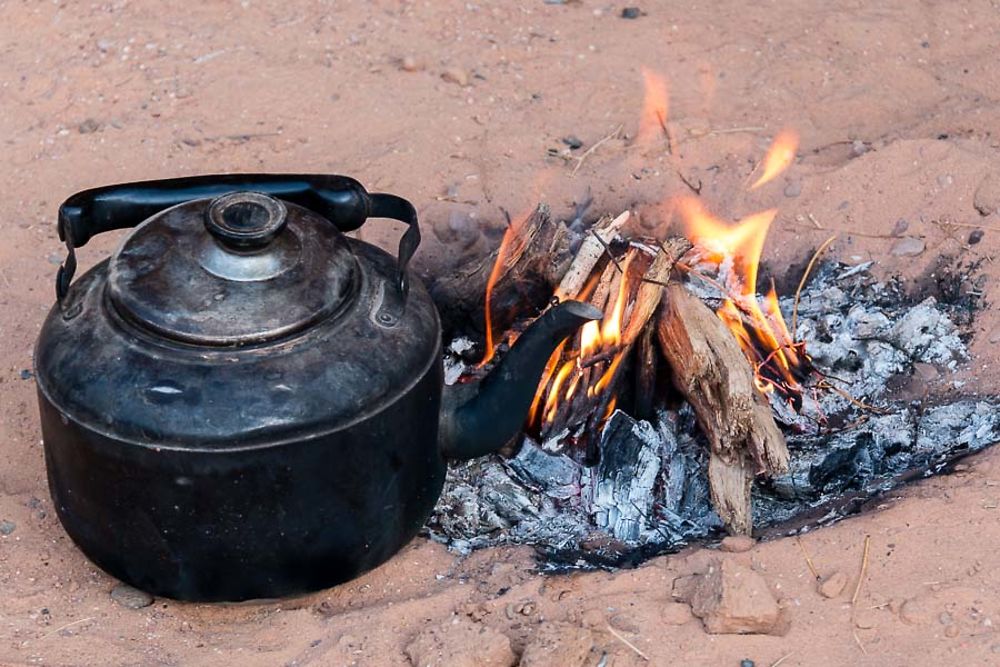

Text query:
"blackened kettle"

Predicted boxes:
[[34, 175, 599, 601]]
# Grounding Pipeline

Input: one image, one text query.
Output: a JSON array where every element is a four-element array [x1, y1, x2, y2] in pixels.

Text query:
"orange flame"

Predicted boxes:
[[478, 211, 528, 366], [749, 128, 798, 190], [636, 67, 669, 148], [679, 197, 806, 402]]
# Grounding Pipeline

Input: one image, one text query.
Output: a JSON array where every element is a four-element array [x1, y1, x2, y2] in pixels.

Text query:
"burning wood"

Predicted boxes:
[[432, 203, 572, 350], [456, 199, 801, 534], [657, 284, 789, 535]]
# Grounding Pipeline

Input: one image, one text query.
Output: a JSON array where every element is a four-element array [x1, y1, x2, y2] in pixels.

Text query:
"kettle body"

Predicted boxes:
[[34, 175, 599, 601]]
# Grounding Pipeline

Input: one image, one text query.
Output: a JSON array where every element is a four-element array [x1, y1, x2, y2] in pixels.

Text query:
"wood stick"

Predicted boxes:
[[621, 237, 692, 347], [634, 325, 657, 421], [432, 204, 572, 336], [555, 211, 630, 300], [656, 283, 789, 534]]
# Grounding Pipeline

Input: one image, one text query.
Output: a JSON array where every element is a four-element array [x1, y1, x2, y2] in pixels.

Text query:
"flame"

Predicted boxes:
[[527, 250, 638, 434], [580, 320, 602, 359], [479, 172, 556, 366], [680, 197, 807, 402], [749, 128, 798, 190], [636, 67, 669, 148]]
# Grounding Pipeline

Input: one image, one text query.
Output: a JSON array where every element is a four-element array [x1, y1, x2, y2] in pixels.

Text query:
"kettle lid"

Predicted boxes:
[[107, 191, 358, 345]]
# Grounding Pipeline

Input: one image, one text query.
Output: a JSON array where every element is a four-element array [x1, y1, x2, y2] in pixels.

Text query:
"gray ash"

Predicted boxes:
[[425, 261, 998, 567]]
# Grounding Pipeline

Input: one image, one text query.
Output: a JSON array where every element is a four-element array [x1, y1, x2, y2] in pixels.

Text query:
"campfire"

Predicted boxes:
[[428, 69, 999, 562]]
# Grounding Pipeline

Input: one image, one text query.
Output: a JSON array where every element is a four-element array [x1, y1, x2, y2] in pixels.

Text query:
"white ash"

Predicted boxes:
[[444, 337, 476, 385], [426, 261, 997, 566], [587, 412, 662, 542]]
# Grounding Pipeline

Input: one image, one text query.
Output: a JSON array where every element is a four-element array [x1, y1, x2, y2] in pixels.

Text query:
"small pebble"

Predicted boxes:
[[783, 180, 801, 198], [851, 140, 868, 156], [891, 218, 909, 236], [944, 624, 960, 638], [740, 660, 755, 667], [936, 173, 953, 188], [441, 67, 470, 87], [818, 571, 848, 598], [989, 328, 1000, 344], [719, 535, 755, 553], [20, 369, 33, 380], [400, 55, 423, 72], [621, 7, 642, 19], [78, 118, 101, 134], [110, 583, 154, 609], [0, 520, 15, 536], [562, 135, 583, 150], [973, 173, 1000, 216], [889, 236, 925, 257], [968, 229, 984, 244]]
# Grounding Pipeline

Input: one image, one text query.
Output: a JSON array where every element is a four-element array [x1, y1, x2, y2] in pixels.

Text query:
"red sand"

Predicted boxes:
[[2, 2, 999, 665]]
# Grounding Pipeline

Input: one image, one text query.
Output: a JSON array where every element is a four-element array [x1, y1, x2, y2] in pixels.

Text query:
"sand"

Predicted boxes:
[[1, 1, 999, 665]]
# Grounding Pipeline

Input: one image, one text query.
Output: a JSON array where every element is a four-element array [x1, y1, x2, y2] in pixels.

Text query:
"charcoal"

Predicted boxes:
[[587, 411, 662, 542], [508, 438, 582, 500], [428, 260, 996, 570]]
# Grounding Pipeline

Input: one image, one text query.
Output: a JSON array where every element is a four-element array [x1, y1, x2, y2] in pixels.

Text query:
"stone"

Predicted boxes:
[[519, 622, 594, 667], [818, 571, 848, 599], [0, 520, 14, 536], [405, 619, 516, 667], [889, 237, 925, 257], [720, 536, 756, 553], [944, 624, 960, 638], [661, 602, 694, 625], [441, 67, 470, 87], [673, 559, 786, 635], [968, 229, 984, 244], [621, 7, 642, 19], [899, 597, 933, 626], [400, 55, 424, 72], [783, 180, 802, 198], [973, 173, 1000, 216], [78, 118, 101, 134], [110, 583, 154, 609], [562, 135, 583, 150]]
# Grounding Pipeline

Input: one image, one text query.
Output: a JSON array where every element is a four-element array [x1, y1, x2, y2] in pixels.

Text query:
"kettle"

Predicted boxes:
[[34, 174, 599, 601]]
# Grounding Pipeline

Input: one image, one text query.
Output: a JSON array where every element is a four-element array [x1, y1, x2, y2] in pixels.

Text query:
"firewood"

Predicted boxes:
[[656, 283, 789, 535], [432, 204, 572, 336], [621, 237, 692, 348], [555, 211, 629, 300], [634, 325, 657, 420]]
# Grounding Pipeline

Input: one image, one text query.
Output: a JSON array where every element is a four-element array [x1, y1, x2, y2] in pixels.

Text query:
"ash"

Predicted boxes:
[[426, 262, 999, 566]]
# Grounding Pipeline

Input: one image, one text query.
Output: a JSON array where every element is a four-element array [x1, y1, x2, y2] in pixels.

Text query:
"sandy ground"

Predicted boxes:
[[2, 1, 1000, 665]]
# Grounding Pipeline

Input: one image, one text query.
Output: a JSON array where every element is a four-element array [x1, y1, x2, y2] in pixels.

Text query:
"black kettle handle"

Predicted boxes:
[[55, 174, 421, 301]]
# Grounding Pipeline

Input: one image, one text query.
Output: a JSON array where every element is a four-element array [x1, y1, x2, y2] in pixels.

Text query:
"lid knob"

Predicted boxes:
[[205, 191, 288, 250]]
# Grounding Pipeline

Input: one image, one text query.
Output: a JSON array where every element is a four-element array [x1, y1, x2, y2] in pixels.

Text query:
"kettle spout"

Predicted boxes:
[[439, 300, 602, 460]]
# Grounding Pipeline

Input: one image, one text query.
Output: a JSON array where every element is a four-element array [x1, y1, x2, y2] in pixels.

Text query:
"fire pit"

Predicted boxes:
[[421, 76, 999, 566]]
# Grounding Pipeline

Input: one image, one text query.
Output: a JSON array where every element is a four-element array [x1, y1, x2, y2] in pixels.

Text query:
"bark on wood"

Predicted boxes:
[[432, 204, 572, 335], [656, 283, 789, 535]]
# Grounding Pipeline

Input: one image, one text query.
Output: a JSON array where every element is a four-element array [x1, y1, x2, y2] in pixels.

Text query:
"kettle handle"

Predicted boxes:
[[54, 174, 421, 301]]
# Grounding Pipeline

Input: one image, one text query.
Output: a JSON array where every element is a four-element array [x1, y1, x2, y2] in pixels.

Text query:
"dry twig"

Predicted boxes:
[[770, 653, 794, 667], [572, 124, 623, 175], [795, 536, 821, 581], [605, 625, 650, 662], [791, 234, 838, 336], [852, 534, 872, 607]]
